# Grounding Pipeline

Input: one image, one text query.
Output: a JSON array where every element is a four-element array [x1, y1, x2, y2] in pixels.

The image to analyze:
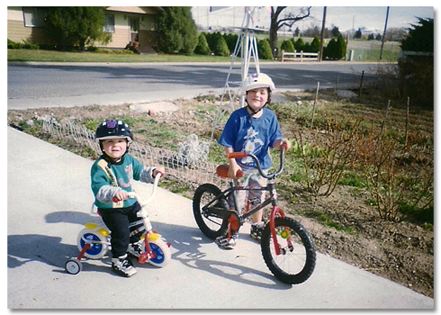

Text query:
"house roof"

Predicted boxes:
[[106, 6, 163, 15]]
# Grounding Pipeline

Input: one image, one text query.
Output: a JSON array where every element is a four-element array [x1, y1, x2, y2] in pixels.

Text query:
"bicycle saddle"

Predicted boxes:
[[216, 164, 244, 179]]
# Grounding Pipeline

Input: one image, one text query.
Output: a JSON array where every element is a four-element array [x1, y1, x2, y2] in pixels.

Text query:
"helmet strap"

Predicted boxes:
[[246, 101, 269, 116]]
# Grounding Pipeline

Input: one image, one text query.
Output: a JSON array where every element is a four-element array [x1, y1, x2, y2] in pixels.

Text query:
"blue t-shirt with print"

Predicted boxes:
[[218, 107, 282, 170]]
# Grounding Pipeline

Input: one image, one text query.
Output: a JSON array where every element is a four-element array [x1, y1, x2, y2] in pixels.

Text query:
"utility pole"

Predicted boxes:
[[319, 6, 327, 61], [379, 6, 389, 60]]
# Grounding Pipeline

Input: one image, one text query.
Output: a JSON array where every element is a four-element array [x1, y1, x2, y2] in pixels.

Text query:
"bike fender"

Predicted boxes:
[[98, 228, 110, 237], [85, 223, 99, 229], [147, 232, 161, 241]]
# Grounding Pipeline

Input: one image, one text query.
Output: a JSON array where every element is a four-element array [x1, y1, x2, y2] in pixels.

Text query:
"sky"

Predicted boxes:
[[191, 6, 435, 33]]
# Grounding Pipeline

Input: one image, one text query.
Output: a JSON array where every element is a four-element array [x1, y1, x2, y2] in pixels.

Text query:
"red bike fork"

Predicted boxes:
[[269, 206, 285, 256], [77, 243, 91, 260], [139, 233, 155, 264]]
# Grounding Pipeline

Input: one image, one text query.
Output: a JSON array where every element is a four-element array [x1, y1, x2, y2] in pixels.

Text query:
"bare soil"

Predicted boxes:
[[7, 91, 434, 298]]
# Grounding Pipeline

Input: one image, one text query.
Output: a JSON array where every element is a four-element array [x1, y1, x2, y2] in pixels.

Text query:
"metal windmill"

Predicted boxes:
[[211, 6, 264, 139]]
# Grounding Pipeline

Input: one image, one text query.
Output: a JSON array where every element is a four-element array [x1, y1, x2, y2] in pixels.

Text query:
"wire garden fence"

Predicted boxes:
[[41, 117, 225, 189]]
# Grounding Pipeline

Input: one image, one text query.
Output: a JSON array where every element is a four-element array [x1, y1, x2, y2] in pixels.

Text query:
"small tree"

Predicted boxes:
[[223, 33, 238, 54], [281, 40, 295, 52], [156, 7, 198, 54], [194, 33, 211, 55], [294, 38, 305, 51], [258, 39, 273, 60], [44, 7, 106, 51], [336, 34, 347, 59], [310, 35, 321, 52], [399, 18, 433, 108], [213, 35, 230, 56]]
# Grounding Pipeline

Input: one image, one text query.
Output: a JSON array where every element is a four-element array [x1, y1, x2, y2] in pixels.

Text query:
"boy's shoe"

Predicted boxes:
[[112, 255, 137, 277], [215, 233, 238, 250], [127, 240, 144, 258], [250, 222, 265, 242]]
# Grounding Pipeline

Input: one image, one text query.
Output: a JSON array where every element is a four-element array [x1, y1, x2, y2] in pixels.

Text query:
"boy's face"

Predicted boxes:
[[101, 138, 128, 159], [246, 87, 269, 111]]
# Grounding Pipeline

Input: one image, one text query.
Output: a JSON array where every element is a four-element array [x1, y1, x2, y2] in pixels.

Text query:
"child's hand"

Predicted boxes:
[[153, 166, 166, 177], [228, 163, 243, 179], [114, 190, 129, 201], [276, 139, 292, 151]]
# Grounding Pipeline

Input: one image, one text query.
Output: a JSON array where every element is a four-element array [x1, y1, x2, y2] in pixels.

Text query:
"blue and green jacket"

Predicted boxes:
[[91, 154, 155, 209]]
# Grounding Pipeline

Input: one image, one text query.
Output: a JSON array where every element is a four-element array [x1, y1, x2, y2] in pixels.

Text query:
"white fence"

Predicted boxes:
[[41, 118, 225, 189], [281, 50, 319, 62]]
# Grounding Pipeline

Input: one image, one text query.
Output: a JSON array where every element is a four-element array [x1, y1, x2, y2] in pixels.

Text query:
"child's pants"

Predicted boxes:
[[98, 202, 143, 258], [227, 169, 267, 212]]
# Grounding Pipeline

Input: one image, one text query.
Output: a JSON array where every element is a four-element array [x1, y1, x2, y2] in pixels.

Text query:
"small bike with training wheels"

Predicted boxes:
[[193, 148, 316, 284], [65, 174, 171, 275]]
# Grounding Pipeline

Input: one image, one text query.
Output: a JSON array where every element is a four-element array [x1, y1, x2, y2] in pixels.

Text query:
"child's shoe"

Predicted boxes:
[[215, 232, 238, 250], [250, 222, 265, 242], [127, 240, 143, 258], [112, 254, 137, 277]]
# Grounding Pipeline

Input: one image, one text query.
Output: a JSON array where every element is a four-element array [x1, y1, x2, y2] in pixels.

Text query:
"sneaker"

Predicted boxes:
[[112, 255, 137, 277], [127, 240, 143, 258], [215, 233, 238, 250], [250, 222, 265, 242]]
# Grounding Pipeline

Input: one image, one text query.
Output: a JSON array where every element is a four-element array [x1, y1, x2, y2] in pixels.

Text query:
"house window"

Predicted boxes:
[[103, 14, 115, 33], [22, 7, 46, 28]]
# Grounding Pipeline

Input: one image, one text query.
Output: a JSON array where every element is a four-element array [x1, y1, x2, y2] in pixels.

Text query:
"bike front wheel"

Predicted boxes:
[[145, 239, 171, 267], [193, 183, 229, 240], [261, 216, 316, 284]]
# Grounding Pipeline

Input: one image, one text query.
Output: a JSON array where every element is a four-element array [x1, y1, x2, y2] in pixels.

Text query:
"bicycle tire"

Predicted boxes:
[[193, 183, 229, 240], [146, 238, 171, 267], [77, 229, 108, 259], [261, 216, 316, 284]]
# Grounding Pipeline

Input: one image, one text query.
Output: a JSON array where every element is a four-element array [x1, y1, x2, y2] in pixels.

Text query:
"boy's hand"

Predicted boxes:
[[274, 138, 292, 151], [114, 190, 129, 201], [153, 166, 166, 177]]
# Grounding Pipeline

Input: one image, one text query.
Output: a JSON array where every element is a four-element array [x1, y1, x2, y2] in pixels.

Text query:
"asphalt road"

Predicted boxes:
[[8, 61, 380, 109]]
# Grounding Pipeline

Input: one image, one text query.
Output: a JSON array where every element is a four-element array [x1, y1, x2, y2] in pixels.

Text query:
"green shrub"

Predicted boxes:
[[194, 33, 211, 55], [258, 39, 273, 59]]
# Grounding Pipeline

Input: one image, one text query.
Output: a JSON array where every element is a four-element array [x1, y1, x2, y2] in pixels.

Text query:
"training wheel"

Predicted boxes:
[[65, 258, 82, 275]]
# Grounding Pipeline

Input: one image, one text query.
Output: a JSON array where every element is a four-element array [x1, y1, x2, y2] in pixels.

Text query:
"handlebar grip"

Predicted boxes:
[[227, 152, 247, 159]]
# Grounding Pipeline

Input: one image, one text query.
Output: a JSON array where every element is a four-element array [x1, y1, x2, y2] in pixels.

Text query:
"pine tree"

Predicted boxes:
[[44, 7, 105, 51], [156, 7, 198, 54], [258, 39, 273, 60], [195, 33, 211, 55]]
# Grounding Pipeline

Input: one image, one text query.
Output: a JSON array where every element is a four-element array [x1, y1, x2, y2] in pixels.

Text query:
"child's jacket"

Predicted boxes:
[[91, 153, 155, 209]]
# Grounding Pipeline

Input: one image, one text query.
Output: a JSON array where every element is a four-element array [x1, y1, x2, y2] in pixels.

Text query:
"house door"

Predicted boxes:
[[128, 17, 139, 42]]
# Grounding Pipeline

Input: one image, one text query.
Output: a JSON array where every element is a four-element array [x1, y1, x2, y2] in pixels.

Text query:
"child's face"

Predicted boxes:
[[101, 138, 128, 159], [246, 88, 269, 111]]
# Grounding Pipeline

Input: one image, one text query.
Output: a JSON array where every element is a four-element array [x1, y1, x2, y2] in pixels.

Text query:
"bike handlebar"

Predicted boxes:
[[113, 173, 163, 205], [226, 147, 285, 180]]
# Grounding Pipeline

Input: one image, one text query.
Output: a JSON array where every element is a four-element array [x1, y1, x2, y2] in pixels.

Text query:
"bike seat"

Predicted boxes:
[[216, 164, 244, 179]]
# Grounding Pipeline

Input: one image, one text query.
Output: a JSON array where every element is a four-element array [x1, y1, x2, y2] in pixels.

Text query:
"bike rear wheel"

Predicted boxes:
[[261, 216, 316, 284], [193, 183, 229, 240], [77, 229, 108, 259]]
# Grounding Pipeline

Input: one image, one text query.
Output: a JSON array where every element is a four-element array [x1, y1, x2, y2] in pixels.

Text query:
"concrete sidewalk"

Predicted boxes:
[[7, 127, 434, 309]]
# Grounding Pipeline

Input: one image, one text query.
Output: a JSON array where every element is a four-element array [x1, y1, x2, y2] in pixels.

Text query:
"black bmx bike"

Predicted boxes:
[[192, 148, 316, 284]]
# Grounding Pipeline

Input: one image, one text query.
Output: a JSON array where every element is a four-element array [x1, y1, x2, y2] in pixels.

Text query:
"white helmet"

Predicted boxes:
[[242, 73, 276, 94]]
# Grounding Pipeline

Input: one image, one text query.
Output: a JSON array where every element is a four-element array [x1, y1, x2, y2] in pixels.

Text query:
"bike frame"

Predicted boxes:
[[206, 148, 288, 255], [78, 174, 164, 263]]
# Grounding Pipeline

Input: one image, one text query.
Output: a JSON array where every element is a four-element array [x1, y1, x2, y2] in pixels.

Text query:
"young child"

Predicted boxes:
[[217, 73, 291, 249], [91, 120, 165, 277]]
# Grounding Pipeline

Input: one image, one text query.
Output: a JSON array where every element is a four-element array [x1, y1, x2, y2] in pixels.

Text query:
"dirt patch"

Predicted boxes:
[[7, 91, 434, 298]]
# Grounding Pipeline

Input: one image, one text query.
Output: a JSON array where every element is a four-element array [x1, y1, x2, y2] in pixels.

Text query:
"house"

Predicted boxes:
[[7, 6, 163, 53]]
